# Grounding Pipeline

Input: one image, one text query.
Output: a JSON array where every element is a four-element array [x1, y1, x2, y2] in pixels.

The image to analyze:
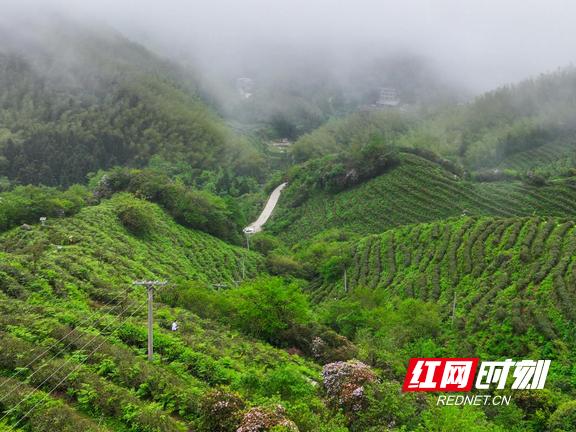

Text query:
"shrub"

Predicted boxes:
[[473, 169, 519, 182], [261, 365, 316, 402], [352, 381, 420, 431], [159, 281, 224, 319], [322, 360, 377, 416], [523, 171, 547, 187], [266, 255, 306, 278], [319, 300, 369, 339], [237, 405, 299, 432], [416, 405, 505, 432], [116, 197, 154, 236], [100, 168, 241, 241], [198, 390, 245, 432], [225, 277, 311, 344], [251, 233, 283, 256], [0, 185, 88, 233], [273, 322, 356, 363]]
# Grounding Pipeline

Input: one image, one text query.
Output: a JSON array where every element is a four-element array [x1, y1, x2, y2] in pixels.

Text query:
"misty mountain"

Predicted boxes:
[[201, 46, 466, 140], [405, 67, 576, 171], [289, 67, 576, 178], [0, 16, 264, 187]]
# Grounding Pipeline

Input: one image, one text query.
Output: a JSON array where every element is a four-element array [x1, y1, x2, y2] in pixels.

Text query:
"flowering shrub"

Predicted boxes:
[[322, 360, 377, 414], [199, 390, 245, 432], [237, 405, 298, 432]]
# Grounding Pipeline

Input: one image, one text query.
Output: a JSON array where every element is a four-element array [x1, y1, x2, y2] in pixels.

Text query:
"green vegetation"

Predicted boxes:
[[260, 68, 576, 428], [0, 195, 342, 431], [270, 153, 576, 243], [387, 69, 576, 174], [0, 194, 263, 291], [93, 167, 246, 242], [0, 166, 252, 243], [290, 110, 412, 163], [0, 184, 89, 233], [297, 216, 576, 431], [2, 13, 576, 432], [315, 217, 576, 390], [0, 21, 265, 188], [287, 68, 576, 177]]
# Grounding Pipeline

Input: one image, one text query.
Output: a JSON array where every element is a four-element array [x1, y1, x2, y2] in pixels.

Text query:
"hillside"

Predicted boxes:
[[322, 216, 576, 323], [0, 17, 264, 188], [269, 153, 576, 243], [2, 9, 576, 432], [289, 68, 576, 177], [0, 194, 355, 432], [307, 216, 576, 430], [496, 134, 576, 175], [0, 194, 263, 289], [324, 214, 576, 380], [397, 68, 576, 172]]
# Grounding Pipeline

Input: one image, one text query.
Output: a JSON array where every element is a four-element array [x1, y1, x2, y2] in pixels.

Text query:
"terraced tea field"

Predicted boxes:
[[497, 136, 576, 173], [0, 288, 320, 431], [314, 217, 576, 357], [269, 154, 576, 243], [0, 194, 264, 294], [0, 195, 331, 431]]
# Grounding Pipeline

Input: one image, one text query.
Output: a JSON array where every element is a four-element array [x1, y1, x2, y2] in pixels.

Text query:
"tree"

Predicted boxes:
[[225, 277, 311, 344]]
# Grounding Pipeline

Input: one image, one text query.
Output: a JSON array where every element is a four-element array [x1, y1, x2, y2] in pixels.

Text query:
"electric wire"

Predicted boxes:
[[0, 300, 146, 430], [0, 288, 131, 403]]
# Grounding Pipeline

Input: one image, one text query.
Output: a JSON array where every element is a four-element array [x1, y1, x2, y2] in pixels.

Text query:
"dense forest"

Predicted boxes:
[[0, 19, 265, 188]]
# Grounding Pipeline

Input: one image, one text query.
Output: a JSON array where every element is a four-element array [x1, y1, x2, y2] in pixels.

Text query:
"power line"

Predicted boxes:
[[4, 300, 147, 432], [0, 300, 146, 429], [3, 288, 127, 379], [0, 288, 130, 403]]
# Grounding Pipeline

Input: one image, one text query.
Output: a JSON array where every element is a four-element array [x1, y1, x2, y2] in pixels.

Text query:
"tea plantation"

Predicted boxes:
[[269, 153, 576, 244]]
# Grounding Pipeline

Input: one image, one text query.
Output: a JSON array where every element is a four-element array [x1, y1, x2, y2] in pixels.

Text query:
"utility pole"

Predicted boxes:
[[133, 280, 167, 361], [343, 268, 348, 292]]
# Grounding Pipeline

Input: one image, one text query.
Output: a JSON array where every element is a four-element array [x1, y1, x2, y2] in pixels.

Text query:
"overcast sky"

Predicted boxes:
[[5, 0, 576, 92]]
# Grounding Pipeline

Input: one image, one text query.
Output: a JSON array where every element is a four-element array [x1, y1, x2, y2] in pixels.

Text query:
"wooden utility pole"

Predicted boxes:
[[133, 280, 167, 361]]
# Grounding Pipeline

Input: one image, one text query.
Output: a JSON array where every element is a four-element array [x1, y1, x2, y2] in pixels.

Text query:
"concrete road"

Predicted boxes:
[[244, 182, 287, 233]]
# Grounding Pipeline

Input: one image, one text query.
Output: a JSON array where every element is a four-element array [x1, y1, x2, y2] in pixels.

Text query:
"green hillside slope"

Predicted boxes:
[[329, 216, 576, 314], [269, 153, 576, 243], [398, 68, 576, 172], [496, 134, 576, 174], [315, 215, 576, 395], [0, 194, 352, 431], [288, 68, 576, 178], [0, 194, 263, 289]]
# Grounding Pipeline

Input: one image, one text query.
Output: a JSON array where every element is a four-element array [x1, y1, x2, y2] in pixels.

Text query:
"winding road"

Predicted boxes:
[[244, 182, 287, 234]]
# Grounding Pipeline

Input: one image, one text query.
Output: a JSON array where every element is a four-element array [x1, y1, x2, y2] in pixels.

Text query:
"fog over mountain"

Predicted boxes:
[[4, 0, 575, 94]]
